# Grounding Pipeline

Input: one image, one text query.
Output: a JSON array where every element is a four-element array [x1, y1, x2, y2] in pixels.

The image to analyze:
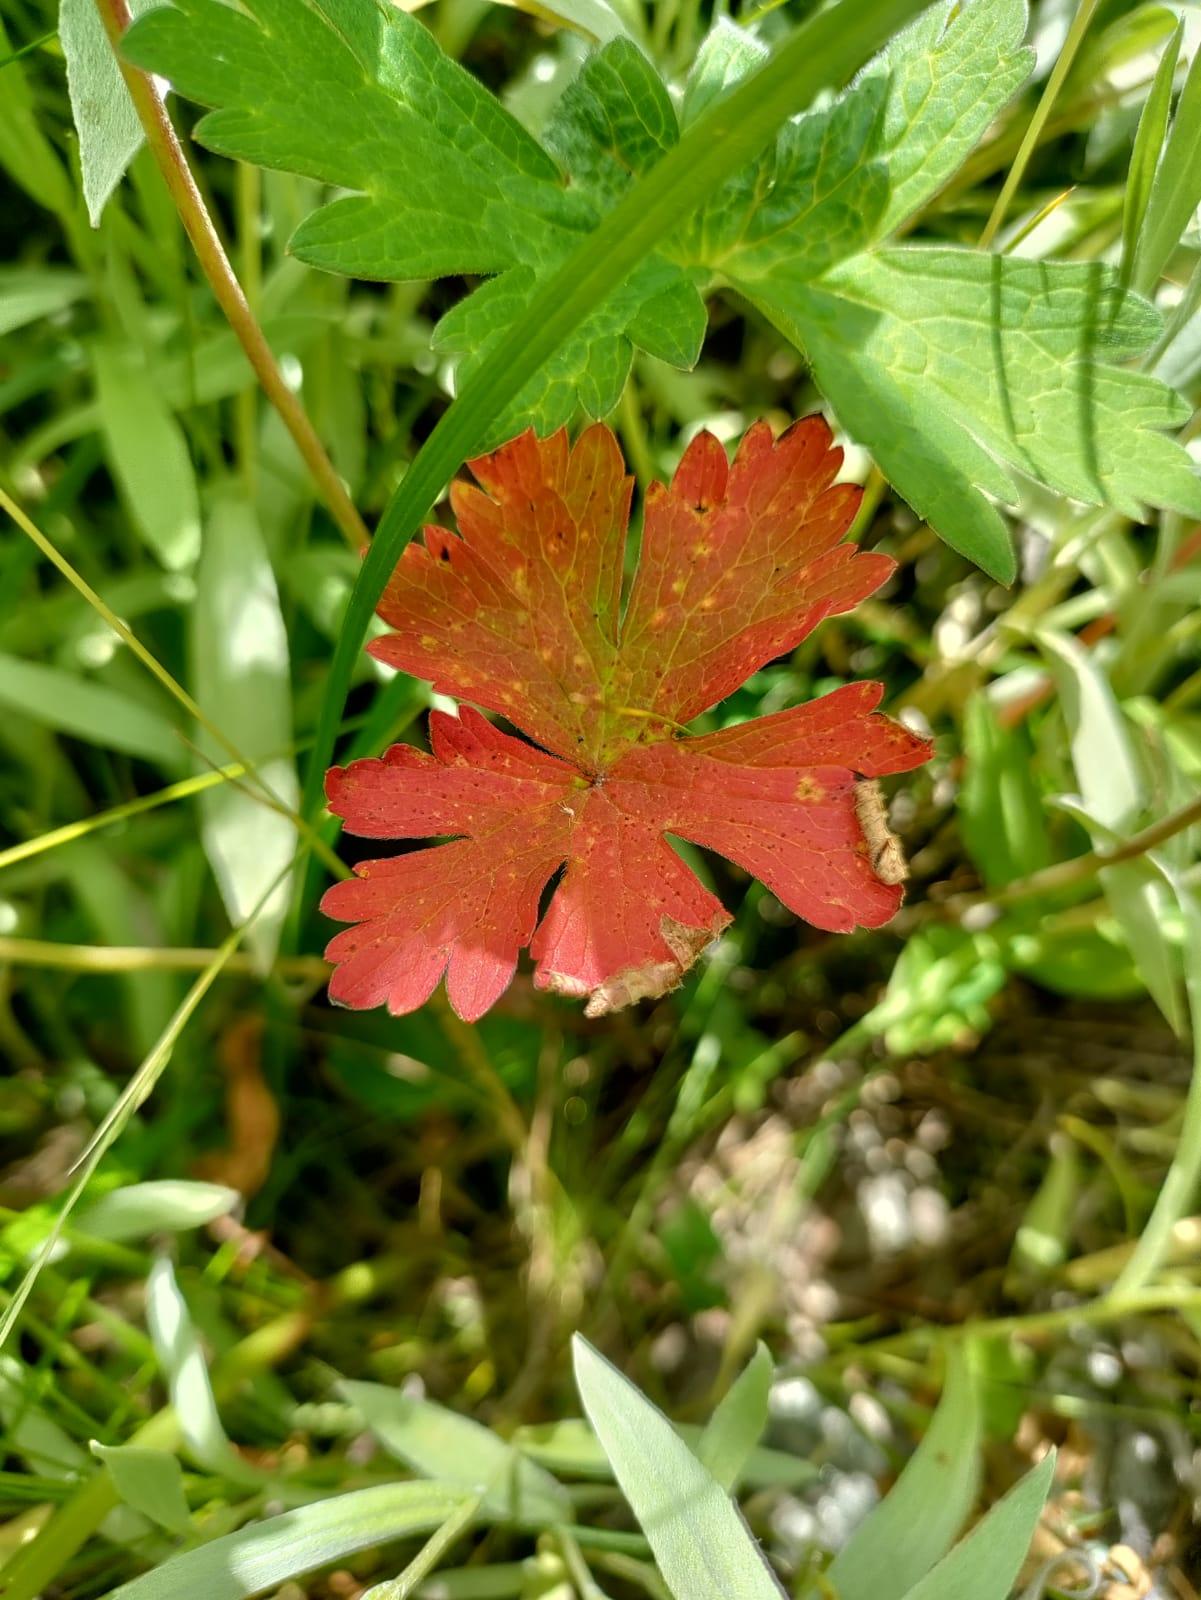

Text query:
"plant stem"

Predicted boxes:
[[0, 935, 329, 982], [1112, 890, 1201, 1295], [935, 792, 1201, 919], [361, 1495, 480, 1599], [979, 0, 1101, 247], [91, 0, 370, 553]]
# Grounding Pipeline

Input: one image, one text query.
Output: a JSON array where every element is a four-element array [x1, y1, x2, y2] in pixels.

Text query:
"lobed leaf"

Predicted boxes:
[[322, 421, 929, 1021]]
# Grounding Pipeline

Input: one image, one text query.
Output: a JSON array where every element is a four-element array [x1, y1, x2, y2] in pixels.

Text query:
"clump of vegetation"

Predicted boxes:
[[1, 0, 1200, 1596]]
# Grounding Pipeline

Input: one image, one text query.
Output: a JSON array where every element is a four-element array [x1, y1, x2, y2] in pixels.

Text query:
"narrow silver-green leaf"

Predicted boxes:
[[898, 1451, 1055, 1600], [103, 1482, 469, 1600], [828, 1351, 981, 1600], [145, 1257, 265, 1487], [572, 1335, 786, 1600], [694, 1343, 773, 1491], [340, 1380, 571, 1526]]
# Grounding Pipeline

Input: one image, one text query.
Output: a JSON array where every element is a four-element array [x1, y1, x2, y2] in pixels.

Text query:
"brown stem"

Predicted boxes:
[[93, 0, 371, 553], [930, 791, 1201, 923]]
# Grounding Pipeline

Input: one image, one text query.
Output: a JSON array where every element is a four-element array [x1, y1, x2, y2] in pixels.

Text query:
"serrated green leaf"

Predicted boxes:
[[92, 1444, 192, 1534], [60, 0, 156, 226], [858, 0, 1032, 235], [572, 1336, 786, 1600], [192, 487, 297, 969], [897, 1451, 1055, 1600], [693, 1343, 772, 1491], [103, 1482, 469, 1600], [828, 1351, 981, 1600], [750, 249, 1200, 581], [120, 0, 691, 437], [680, 19, 767, 128], [339, 1380, 572, 1526]]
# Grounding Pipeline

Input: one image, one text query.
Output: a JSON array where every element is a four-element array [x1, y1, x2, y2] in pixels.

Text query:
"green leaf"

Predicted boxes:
[[103, 1482, 469, 1600], [693, 0, 1031, 282], [92, 1444, 192, 1534], [92, 340, 202, 570], [752, 249, 1199, 582], [60, 0, 154, 226], [1121, 20, 1181, 289], [0, 267, 86, 336], [897, 1451, 1055, 1600], [0, 652, 181, 767], [858, 0, 1032, 236], [1134, 38, 1201, 296], [120, 0, 685, 436], [0, 15, 74, 219], [572, 1335, 786, 1600], [959, 696, 1051, 888], [1036, 632, 1184, 1029], [828, 1352, 982, 1600], [145, 1258, 265, 1487], [339, 1380, 572, 1526], [192, 487, 297, 968], [75, 1180, 239, 1242], [514, 1417, 816, 1490], [694, 1343, 773, 1491]]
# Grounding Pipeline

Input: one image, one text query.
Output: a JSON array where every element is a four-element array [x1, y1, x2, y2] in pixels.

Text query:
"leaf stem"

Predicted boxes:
[[952, 791, 1201, 914], [979, 0, 1101, 247], [91, 0, 370, 552]]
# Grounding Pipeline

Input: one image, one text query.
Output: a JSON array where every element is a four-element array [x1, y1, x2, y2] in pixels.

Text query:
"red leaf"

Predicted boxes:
[[324, 419, 932, 1020]]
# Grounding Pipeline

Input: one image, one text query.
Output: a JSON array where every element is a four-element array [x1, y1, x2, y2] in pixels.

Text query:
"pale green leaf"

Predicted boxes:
[[0, 267, 86, 336], [0, 652, 181, 767], [146, 1258, 265, 1487], [0, 16, 74, 218], [694, 1343, 772, 1491], [340, 1380, 572, 1526], [514, 1416, 816, 1490], [898, 1451, 1055, 1600], [92, 341, 201, 570], [75, 1180, 239, 1242], [192, 487, 297, 968], [104, 1482, 469, 1600], [92, 1444, 192, 1534], [572, 1335, 786, 1600], [828, 1352, 981, 1600]]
